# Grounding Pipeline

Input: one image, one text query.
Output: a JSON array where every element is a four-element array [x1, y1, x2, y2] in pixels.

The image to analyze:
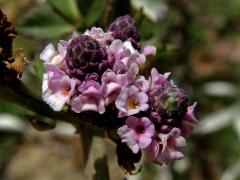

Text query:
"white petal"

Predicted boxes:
[[43, 91, 67, 111], [40, 44, 57, 62], [81, 104, 98, 112], [42, 73, 49, 93], [51, 55, 63, 65], [106, 82, 121, 95], [124, 41, 135, 53]]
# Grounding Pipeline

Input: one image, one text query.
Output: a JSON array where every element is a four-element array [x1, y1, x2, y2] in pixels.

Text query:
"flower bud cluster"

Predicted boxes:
[[40, 15, 197, 165]]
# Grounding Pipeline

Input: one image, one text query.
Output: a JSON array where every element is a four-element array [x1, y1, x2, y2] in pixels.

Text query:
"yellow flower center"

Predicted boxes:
[[128, 100, 140, 109]]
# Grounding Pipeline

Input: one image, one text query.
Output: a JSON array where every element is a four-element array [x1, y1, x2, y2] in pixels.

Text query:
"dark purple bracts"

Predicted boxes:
[[109, 15, 141, 50], [64, 35, 108, 81]]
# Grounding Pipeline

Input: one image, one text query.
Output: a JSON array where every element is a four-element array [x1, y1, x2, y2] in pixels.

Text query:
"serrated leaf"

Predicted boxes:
[[17, 3, 75, 39], [49, 0, 82, 23], [86, 0, 107, 26]]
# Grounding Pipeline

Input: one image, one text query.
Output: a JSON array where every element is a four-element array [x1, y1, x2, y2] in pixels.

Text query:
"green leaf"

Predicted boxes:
[[34, 60, 44, 81], [17, 3, 75, 40], [86, 0, 107, 26], [131, 0, 168, 22], [27, 115, 56, 131], [76, 0, 94, 17], [48, 0, 82, 23], [0, 101, 33, 116]]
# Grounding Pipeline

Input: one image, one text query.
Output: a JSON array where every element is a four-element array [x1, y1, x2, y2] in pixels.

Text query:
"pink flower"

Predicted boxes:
[[42, 65, 77, 111], [184, 102, 198, 124], [147, 128, 187, 165], [84, 27, 112, 46], [134, 75, 149, 92], [180, 102, 198, 138], [101, 63, 140, 105], [101, 69, 128, 105], [143, 45, 156, 56], [117, 116, 155, 153], [71, 80, 105, 114], [125, 62, 139, 84], [40, 43, 67, 65], [115, 85, 149, 117], [108, 40, 146, 73], [150, 68, 170, 90]]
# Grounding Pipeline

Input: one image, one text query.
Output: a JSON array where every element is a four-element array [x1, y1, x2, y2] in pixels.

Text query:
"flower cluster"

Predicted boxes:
[[40, 15, 197, 166]]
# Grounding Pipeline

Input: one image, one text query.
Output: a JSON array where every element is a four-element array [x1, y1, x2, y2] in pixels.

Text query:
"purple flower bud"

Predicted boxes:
[[151, 83, 189, 123], [108, 15, 141, 50], [63, 35, 108, 81]]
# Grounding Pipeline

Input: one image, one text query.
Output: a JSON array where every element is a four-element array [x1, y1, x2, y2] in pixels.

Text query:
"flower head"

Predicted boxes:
[[149, 68, 188, 123], [39, 14, 198, 171], [117, 116, 155, 153]]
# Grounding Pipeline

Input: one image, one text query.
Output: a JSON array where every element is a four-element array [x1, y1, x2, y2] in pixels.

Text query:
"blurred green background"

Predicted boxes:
[[1, 0, 240, 179]]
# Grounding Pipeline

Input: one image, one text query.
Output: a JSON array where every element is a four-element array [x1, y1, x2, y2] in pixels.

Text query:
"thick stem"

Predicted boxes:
[[80, 126, 110, 180], [0, 78, 89, 126]]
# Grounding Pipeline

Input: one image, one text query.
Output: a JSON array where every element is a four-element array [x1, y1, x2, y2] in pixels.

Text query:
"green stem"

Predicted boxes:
[[80, 126, 110, 180], [0, 78, 90, 126]]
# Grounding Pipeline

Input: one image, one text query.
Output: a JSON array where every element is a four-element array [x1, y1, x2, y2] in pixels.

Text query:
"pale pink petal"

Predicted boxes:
[[143, 45, 157, 56], [184, 102, 198, 124]]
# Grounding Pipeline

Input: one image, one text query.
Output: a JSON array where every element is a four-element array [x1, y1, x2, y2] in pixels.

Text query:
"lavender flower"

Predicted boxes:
[[42, 65, 77, 111], [40, 43, 66, 66], [101, 69, 127, 105], [143, 45, 157, 56], [117, 116, 155, 153], [71, 80, 105, 114], [84, 27, 112, 46], [180, 102, 198, 138], [147, 128, 187, 165], [116, 85, 149, 117]]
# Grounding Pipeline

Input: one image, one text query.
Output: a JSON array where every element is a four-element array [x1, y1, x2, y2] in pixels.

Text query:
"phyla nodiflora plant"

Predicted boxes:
[[39, 15, 198, 172]]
